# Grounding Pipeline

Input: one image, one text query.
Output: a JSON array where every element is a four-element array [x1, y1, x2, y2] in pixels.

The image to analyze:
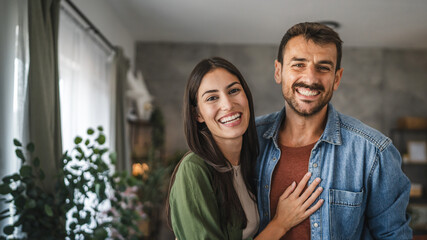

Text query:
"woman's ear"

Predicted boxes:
[[193, 107, 205, 123], [197, 114, 205, 123]]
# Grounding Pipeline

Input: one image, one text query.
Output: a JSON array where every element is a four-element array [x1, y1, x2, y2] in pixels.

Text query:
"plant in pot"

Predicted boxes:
[[0, 127, 144, 239]]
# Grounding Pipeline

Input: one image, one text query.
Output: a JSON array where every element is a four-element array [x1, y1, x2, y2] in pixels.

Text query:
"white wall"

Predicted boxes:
[[72, 0, 136, 67]]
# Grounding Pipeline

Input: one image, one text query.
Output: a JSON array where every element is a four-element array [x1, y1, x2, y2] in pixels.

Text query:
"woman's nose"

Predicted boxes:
[[220, 96, 233, 110]]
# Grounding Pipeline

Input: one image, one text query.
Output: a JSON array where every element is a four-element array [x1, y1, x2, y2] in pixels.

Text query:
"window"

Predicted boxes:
[[58, 7, 115, 151], [58, 7, 115, 237]]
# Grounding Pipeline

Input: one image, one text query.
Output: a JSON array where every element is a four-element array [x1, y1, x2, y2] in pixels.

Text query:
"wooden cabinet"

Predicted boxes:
[[390, 128, 427, 235]]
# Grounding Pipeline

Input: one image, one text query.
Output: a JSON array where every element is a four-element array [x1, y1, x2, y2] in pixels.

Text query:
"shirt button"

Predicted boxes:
[[264, 184, 269, 189], [272, 157, 277, 161], [313, 163, 318, 168], [313, 223, 319, 228], [264, 212, 268, 217]]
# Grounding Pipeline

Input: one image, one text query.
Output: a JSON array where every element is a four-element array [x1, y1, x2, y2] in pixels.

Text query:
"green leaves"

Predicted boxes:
[[19, 165, 32, 178], [13, 139, 22, 147], [44, 204, 53, 217], [3, 225, 14, 235], [87, 128, 95, 135], [26, 199, 36, 209], [15, 149, 25, 163], [1, 126, 143, 239], [93, 228, 108, 239], [26, 142, 35, 153], [74, 136, 83, 145], [0, 184, 12, 195], [96, 134, 106, 145], [2, 174, 20, 184]]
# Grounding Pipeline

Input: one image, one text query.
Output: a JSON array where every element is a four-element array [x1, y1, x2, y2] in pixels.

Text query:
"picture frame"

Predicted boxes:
[[407, 141, 427, 163]]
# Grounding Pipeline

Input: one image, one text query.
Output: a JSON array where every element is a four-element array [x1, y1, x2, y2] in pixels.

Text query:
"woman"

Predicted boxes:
[[166, 57, 323, 239]]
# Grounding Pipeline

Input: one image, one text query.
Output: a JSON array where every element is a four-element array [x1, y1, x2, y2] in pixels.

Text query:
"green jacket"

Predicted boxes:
[[170, 152, 253, 240]]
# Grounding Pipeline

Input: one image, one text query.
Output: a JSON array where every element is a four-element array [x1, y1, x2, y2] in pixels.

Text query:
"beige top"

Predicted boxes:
[[232, 165, 260, 239]]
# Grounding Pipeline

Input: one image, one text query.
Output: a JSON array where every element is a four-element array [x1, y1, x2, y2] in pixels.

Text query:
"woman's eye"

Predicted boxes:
[[206, 96, 218, 102], [229, 88, 241, 94]]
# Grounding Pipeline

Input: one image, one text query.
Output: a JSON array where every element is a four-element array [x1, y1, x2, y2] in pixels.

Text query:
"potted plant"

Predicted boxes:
[[0, 127, 143, 239]]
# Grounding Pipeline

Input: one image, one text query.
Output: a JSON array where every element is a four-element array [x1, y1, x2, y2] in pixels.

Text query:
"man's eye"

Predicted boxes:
[[291, 63, 305, 68], [318, 66, 331, 71]]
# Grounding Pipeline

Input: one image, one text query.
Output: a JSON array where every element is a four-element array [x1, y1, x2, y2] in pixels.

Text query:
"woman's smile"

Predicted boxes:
[[218, 112, 242, 126], [196, 68, 250, 143]]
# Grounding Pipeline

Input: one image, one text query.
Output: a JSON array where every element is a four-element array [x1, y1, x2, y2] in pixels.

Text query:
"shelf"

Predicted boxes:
[[403, 161, 427, 165]]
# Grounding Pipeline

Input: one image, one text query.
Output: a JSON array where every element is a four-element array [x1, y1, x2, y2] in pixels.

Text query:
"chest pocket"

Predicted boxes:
[[329, 188, 364, 240]]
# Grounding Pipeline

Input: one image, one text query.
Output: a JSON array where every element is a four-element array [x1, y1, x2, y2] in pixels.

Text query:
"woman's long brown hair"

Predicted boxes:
[[165, 57, 259, 229]]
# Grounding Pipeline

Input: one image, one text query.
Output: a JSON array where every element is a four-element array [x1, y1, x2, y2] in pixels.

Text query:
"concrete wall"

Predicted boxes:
[[135, 42, 427, 155]]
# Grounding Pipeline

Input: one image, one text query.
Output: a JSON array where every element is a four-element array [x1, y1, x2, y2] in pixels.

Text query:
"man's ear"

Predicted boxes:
[[274, 60, 282, 84], [333, 68, 344, 91]]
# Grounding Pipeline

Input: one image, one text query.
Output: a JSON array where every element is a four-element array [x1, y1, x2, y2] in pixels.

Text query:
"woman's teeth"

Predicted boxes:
[[219, 113, 241, 123]]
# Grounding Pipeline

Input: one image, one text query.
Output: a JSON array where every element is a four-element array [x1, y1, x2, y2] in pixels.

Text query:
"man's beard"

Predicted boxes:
[[283, 81, 333, 117]]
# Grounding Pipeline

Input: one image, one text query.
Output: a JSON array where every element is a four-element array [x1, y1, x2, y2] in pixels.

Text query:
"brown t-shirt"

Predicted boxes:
[[270, 142, 316, 240]]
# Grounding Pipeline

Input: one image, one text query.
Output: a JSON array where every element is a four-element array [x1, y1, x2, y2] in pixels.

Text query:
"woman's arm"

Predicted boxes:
[[170, 157, 226, 240], [255, 172, 323, 240]]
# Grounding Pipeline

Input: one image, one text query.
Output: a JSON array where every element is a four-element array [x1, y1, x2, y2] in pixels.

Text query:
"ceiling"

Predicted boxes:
[[104, 0, 427, 49]]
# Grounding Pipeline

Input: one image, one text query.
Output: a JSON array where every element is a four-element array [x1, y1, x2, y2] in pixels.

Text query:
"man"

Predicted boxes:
[[256, 22, 412, 239]]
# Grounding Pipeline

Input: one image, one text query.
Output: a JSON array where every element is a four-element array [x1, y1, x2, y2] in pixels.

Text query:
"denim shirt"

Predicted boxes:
[[255, 104, 412, 240]]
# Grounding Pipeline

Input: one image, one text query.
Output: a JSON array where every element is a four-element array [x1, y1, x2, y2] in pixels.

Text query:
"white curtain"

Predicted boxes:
[[13, 0, 30, 148], [0, 0, 29, 232], [58, 8, 115, 151], [58, 6, 116, 236]]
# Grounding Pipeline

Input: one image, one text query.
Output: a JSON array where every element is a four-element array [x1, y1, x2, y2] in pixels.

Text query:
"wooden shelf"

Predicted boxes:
[[403, 161, 427, 165]]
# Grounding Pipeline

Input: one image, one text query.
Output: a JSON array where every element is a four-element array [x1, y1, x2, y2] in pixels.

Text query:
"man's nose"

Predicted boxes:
[[304, 65, 318, 82]]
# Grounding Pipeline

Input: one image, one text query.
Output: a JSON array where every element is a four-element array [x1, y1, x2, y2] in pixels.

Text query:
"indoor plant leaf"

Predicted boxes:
[[96, 134, 106, 145], [26, 142, 35, 153], [44, 204, 53, 217], [13, 139, 22, 147], [15, 149, 25, 163], [0, 214, 10, 222], [87, 128, 94, 135], [0, 184, 12, 195], [74, 136, 83, 145], [19, 165, 32, 178], [3, 225, 14, 235]]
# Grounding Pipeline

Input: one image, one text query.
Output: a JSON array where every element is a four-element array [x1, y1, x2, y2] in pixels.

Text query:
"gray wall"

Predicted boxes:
[[135, 42, 427, 155]]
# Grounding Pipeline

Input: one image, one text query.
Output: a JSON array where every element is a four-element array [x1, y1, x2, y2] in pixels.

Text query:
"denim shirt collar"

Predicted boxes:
[[263, 103, 342, 147]]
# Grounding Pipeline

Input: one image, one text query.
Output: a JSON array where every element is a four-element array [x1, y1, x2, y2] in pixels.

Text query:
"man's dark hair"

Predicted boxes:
[[277, 22, 343, 71]]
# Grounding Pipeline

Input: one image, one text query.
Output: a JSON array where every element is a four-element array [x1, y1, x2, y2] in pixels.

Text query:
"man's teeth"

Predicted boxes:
[[298, 88, 319, 96], [220, 113, 241, 123]]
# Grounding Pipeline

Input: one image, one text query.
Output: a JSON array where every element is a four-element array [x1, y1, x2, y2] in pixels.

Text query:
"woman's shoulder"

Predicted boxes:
[[175, 152, 211, 180], [181, 152, 205, 165]]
